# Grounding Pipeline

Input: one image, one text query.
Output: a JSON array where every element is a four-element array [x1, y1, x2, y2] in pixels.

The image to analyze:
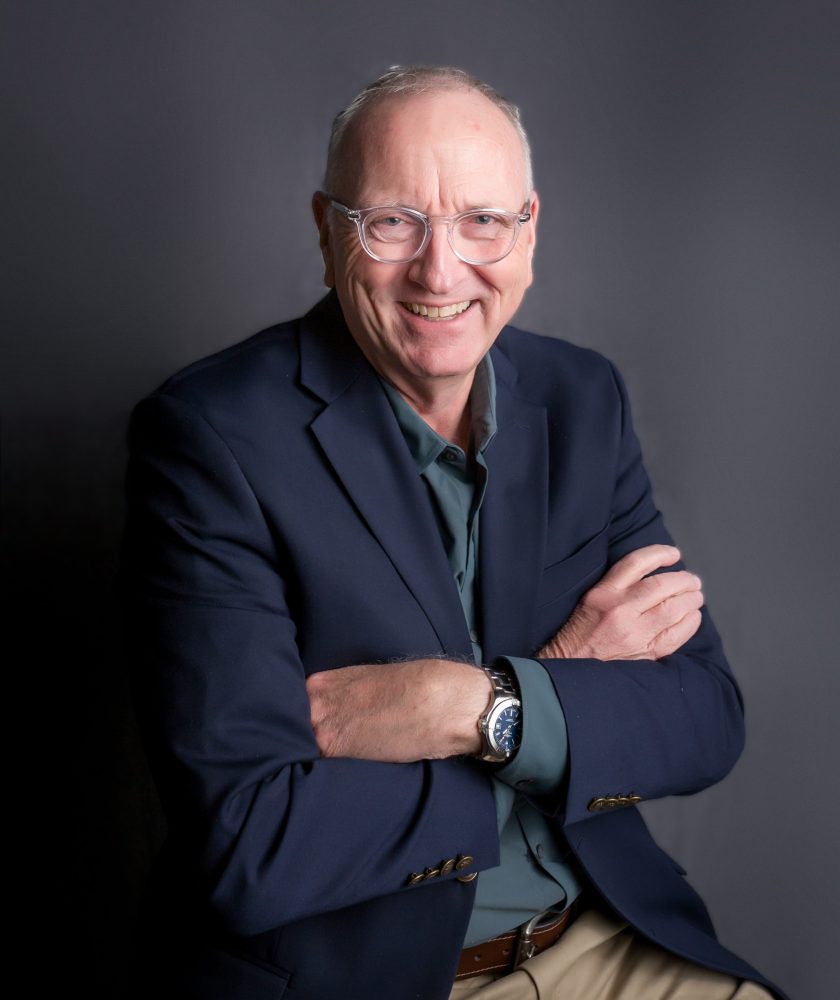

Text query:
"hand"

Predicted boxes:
[[537, 544, 704, 662], [305, 658, 493, 762]]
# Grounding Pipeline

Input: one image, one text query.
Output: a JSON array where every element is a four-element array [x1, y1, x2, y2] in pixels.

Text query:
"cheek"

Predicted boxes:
[[335, 240, 366, 284], [480, 261, 528, 308], [345, 261, 408, 312], [502, 253, 534, 299]]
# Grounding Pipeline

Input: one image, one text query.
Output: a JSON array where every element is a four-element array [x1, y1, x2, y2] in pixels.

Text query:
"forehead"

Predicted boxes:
[[343, 89, 527, 209]]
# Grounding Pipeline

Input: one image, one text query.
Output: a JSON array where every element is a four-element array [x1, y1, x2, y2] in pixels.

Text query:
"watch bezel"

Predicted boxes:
[[485, 696, 522, 756]]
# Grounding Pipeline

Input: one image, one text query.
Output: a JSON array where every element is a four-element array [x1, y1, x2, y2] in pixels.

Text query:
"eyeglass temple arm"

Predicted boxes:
[[327, 198, 362, 222]]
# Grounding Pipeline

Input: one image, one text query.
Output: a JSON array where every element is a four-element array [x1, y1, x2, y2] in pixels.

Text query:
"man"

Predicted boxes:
[[122, 66, 782, 999]]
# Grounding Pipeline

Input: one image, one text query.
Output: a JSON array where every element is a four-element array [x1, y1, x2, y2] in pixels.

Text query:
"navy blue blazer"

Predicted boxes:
[[122, 292, 781, 999]]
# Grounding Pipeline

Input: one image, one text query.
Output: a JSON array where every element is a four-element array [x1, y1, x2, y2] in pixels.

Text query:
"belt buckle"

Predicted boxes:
[[515, 906, 567, 966]]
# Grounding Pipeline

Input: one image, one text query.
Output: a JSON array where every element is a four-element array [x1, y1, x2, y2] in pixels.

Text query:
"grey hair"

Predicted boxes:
[[324, 65, 533, 198]]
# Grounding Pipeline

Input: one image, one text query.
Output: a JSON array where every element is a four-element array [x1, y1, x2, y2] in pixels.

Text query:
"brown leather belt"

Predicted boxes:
[[455, 901, 581, 980]]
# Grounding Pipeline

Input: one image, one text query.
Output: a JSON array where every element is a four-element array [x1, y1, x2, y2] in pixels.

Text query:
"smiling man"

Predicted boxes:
[[312, 83, 537, 450], [122, 67, 781, 999]]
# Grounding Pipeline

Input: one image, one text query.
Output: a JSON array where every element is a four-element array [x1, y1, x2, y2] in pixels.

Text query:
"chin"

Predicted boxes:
[[406, 347, 487, 382]]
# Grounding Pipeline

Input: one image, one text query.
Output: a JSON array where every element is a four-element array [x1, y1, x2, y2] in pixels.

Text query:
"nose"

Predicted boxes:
[[407, 221, 467, 293]]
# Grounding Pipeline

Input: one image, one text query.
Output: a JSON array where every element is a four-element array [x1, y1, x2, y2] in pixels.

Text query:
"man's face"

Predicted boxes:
[[314, 89, 538, 399]]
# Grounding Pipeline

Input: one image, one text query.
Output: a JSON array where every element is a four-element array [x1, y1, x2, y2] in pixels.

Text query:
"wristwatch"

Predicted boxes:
[[476, 664, 523, 763]]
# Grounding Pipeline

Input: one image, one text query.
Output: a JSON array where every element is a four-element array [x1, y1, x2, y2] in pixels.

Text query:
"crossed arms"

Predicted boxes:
[[306, 544, 705, 763]]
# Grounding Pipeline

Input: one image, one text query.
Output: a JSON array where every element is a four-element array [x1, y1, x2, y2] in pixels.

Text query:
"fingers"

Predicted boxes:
[[650, 608, 703, 659], [599, 545, 681, 591], [632, 569, 703, 614], [641, 585, 704, 631]]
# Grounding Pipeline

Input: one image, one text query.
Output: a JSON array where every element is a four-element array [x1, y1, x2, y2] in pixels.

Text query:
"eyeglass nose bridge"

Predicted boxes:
[[410, 215, 461, 265]]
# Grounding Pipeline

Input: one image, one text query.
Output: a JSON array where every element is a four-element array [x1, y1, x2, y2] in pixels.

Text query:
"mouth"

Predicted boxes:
[[401, 300, 473, 321]]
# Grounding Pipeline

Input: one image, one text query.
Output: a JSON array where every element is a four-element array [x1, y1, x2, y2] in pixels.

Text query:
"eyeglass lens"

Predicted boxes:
[[363, 210, 519, 263]]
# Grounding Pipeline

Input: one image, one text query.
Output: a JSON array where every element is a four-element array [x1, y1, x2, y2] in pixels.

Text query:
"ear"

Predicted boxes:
[[524, 190, 539, 287], [312, 191, 335, 288]]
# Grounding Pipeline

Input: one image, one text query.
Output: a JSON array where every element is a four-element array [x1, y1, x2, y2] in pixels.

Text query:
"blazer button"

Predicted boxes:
[[423, 866, 441, 880], [440, 858, 456, 876], [406, 872, 425, 886], [455, 854, 474, 870], [588, 793, 642, 812], [456, 872, 478, 883]]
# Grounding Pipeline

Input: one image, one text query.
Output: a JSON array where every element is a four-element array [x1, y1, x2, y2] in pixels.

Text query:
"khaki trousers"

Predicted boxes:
[[449, 907, 773, 1000]]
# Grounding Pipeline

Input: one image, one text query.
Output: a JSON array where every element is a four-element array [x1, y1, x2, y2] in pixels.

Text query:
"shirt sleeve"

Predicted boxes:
[[491, 656, 569, 796]]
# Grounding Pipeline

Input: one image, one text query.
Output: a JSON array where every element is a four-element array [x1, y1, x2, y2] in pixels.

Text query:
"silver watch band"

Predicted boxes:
[[483, 664, 518, 701]]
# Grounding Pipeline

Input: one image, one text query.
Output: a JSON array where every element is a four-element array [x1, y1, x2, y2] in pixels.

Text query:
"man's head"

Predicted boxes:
[[313, 66, 538, 402]]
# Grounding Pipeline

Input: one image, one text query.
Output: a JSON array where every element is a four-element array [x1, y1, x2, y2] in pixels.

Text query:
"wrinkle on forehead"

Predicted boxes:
[[337, 91, 528, 211]]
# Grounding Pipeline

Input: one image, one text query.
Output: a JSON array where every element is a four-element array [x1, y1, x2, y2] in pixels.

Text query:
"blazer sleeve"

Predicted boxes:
[[538, 363, 746, 826], [120, 391, 499, 938]]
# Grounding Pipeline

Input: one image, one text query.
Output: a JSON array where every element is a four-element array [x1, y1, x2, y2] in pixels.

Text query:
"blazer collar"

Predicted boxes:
[[298, 290, 370, 403]]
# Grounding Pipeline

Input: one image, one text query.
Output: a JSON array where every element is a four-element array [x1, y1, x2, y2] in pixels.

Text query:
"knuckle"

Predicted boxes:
[[624, 551, 645, 574], [306, 672, 325, 694]]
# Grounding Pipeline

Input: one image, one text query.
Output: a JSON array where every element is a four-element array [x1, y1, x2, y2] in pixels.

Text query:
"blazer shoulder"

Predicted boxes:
[[138, 315, 304, 418], [494, 325, 620, 401], [162, 318, 302, 398]]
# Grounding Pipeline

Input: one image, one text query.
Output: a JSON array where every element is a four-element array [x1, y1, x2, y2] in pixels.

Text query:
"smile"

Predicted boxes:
[[401, 300, 472, 320]]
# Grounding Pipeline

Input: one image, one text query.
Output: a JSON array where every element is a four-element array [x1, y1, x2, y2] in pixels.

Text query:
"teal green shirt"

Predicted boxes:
[[380, 358, 583, 946]]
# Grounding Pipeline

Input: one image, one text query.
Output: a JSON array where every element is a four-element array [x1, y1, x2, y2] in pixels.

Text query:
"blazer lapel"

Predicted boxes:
[[479, 343, 549, 661], [300, 295, 473, 659]]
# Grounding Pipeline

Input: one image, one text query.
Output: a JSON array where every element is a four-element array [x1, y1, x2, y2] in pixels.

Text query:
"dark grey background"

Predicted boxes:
[[4, 2, 838, 997]]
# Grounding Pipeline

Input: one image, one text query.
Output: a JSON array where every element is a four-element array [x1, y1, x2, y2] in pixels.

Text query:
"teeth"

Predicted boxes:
[[403, 300, 471, 318]]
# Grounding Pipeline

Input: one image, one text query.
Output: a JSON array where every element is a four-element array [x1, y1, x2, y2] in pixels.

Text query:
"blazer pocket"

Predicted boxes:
[[188, 947, 291, 998], [537, 525, 610, 609]]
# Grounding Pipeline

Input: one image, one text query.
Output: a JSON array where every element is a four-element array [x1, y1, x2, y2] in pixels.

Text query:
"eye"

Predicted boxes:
[[365, 210, 422, 243]]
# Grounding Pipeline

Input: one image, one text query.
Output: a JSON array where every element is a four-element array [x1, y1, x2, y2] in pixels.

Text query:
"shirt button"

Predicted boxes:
[[536, 843, 544, 860], [443, 448, 459, 462], [469, 628, 479, 643]]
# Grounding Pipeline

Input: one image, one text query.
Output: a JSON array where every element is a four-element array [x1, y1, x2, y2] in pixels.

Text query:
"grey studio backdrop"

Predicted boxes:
[[3, 2, 838, 998]]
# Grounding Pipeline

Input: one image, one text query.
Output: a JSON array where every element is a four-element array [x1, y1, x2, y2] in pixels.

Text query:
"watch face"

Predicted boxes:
[[492, 705, 522, 754]]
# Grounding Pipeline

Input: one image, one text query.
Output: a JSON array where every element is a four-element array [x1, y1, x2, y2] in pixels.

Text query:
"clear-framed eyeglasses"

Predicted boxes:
[[327, 196, 532, 266]]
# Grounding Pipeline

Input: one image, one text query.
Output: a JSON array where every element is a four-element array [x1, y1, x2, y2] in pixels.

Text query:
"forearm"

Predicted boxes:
[[306, 657, 493, 762]]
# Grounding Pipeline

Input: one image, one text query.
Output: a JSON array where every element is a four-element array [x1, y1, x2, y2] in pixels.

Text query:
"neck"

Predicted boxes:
[[389, 374, 474, 450]]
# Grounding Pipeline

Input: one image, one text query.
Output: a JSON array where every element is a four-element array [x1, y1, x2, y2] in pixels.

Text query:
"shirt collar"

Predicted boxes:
[[380, 354, 498, 474]]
